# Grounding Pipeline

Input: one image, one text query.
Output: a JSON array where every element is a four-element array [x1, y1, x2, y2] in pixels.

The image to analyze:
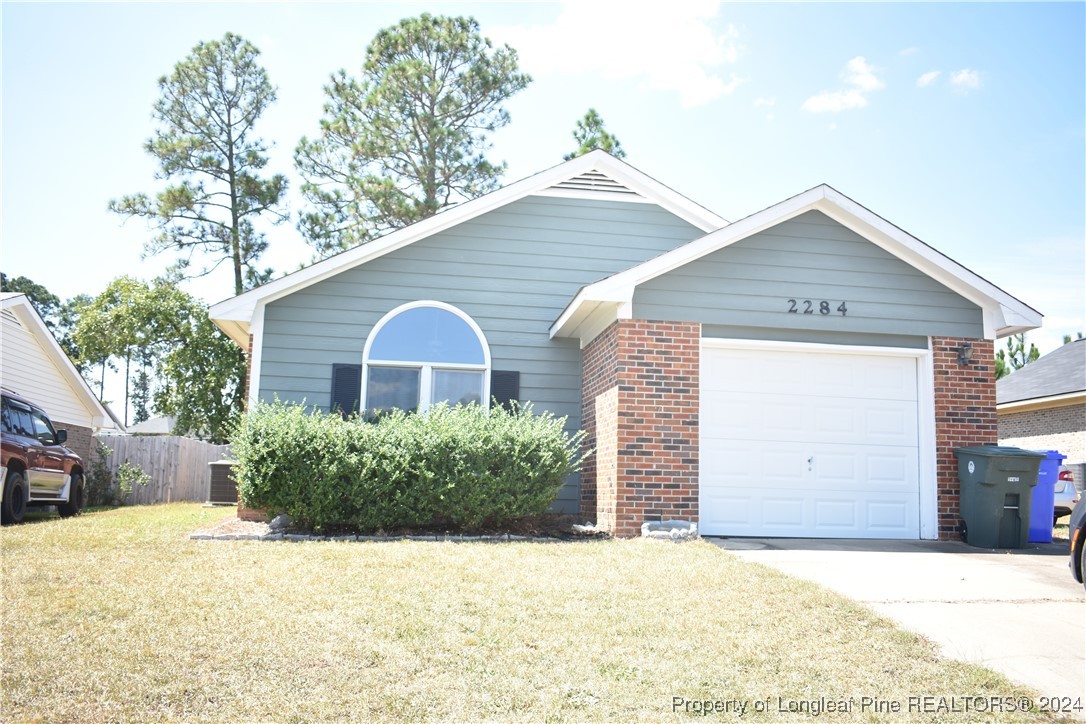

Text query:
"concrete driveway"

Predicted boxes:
[[707, 537, 1085, 702]]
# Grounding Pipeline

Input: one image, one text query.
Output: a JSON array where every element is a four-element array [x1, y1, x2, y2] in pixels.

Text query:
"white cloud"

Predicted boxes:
[[753, 96, 775, 108], [899, 47, 919, 57], [803, 89, 869, 113], [916, 70, 941, 88], [802, 56, 884, 113], [843, 56, 884, 92], [490, 2, 741, 107], [950, 68, 982, 91]]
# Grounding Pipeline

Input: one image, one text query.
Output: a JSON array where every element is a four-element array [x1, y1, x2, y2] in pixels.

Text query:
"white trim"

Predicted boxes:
[[997, 391, 1085, 413], [551, 185, 1041, 343], [209, 151, 728, 342], [530, 188, 656, 204], [0, 293, 123, 432], [917, 340, 938, 540], [360, 301, 491, 414], [247, 302, 265, 409], [700, 337, 937, 539]]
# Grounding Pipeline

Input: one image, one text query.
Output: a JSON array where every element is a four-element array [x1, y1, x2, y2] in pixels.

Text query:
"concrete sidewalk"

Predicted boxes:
[[706, 537, 1085, 702]]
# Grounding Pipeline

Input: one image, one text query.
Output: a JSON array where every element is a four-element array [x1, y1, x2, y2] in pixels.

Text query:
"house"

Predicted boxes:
[[125, 415, 178, 436], [1, 292, 124, 461], [997, 338, 1085, 486], [210, 152, 1041, 539]]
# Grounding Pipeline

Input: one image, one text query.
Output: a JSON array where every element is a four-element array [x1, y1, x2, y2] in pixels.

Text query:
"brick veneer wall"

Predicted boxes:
[[932, 336, 997, 540], [999, 403, 1086, 464], [580, 322, 619, 519], [55, 420, 93, 470], [580, 320, 700, 537]]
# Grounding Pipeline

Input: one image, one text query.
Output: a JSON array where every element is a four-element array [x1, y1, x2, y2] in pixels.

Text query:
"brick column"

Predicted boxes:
[[581, 323, 619, 527], [581, 320, 700, 537], [932, 336, 997, 540]]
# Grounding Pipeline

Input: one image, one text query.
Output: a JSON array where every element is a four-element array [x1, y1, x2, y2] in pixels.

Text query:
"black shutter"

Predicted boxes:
[[330, 364, 362, 418], [490, 370, 520, 411]]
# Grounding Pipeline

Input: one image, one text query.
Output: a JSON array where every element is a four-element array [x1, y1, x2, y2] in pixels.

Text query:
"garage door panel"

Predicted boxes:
[[700, 489, 918, 538], [702, 349, 917, 401], [703, 441, 917, 493], [703, 393, 917, 447], [700, 345, 921, 539]]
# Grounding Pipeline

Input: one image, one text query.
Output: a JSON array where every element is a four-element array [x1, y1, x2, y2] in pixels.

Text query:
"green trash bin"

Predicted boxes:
[[954, 446, 1045, 549]]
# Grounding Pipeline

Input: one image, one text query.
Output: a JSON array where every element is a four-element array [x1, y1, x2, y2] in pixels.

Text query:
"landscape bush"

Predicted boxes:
[[231, 400, 586, 531]]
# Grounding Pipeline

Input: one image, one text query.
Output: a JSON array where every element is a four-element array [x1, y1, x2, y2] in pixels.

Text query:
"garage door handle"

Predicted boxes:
[[808, 456, 813, 471]]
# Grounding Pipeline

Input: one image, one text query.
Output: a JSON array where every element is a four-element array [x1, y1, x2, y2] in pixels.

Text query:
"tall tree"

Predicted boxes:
[[1, 273, 62, 329], [563, 108, 626, 160], [110, 33, 287, 296], [295, 14, 531, 258], [74, 277, 244, 442], [995, 333, 1040, 380]]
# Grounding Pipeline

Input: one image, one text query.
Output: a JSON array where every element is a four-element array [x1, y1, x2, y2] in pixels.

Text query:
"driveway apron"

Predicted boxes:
[[707, 538, 1085, 703]]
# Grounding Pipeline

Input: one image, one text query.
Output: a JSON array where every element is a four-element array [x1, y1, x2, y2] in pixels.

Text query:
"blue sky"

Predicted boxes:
[[3, 0, 1084, 368]]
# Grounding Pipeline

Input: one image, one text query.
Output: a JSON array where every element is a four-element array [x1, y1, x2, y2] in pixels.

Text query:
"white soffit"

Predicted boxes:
[[209, 151, 728, 344], [550, 185, 1042, 342]]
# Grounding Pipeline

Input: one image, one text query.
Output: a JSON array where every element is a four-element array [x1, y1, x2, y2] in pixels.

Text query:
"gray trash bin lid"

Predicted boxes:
[[954, 446, 1046, 458]]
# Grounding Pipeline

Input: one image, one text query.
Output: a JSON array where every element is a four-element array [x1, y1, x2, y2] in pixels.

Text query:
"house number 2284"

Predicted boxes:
[[787, 299, 848, 316]]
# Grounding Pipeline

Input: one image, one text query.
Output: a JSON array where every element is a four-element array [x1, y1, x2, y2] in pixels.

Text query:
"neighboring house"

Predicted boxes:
[[125, 415, 177, 436], [1, 292, 124, 461], [997, 338, 1086, 485], [210, 151, 1041, 540]]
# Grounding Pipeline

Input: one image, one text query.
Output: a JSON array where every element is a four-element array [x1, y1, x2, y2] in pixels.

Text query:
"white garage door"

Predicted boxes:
[[700, 343, 921, 539]]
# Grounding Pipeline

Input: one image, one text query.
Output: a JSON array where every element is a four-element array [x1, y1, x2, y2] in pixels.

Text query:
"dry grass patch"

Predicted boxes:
[[2, 504, 1046, 721]]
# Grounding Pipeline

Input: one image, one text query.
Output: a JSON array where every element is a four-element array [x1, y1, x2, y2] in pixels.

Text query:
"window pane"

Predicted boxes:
[[370, 307, 485, 364], [432, 370, 484, 407], [366, 367, 420, 414], [30, 411, 55, 444]]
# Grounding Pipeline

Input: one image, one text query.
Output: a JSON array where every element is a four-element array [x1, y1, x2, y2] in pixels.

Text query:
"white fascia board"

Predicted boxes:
[[997, 391, 1086, 412], [550, 187, 824, 339], [1, 295, 122, 432], [209, 151, 727, 345], [815, 188, 1042, 339], [247, 302, 265, 409], [575, 153, 729, 232], [554, 184, 1042, 343]]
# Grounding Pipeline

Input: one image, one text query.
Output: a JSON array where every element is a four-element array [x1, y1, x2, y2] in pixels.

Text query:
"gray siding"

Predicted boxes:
[[260, 195, 705, 510], [633, 210, 984, 340]]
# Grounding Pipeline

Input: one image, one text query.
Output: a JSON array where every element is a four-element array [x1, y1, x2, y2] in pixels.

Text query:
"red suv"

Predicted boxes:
[[1, 388, 85, 524]]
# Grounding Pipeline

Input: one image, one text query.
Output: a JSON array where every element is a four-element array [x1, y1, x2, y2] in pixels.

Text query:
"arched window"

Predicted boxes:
[[362, 301, 490, 416]]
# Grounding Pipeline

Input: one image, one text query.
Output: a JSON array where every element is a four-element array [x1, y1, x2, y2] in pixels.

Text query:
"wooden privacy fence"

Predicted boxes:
[[93, 435, 232, 505]]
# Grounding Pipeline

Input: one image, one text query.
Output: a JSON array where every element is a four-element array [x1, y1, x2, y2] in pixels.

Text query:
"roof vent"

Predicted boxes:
[[1, 309, 22, 327], [546, 170, 645, 200]]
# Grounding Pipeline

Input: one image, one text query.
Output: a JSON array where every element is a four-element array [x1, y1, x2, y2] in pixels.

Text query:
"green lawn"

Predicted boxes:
[[2, 505, 1046, 722]]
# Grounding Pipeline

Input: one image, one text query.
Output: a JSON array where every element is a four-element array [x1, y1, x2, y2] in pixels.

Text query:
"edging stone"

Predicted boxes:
[[188, 531, 609, 543]]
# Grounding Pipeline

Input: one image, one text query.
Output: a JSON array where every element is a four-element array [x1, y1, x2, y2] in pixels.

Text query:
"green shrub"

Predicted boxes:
[[231, 400, 586, 532], [85, 441, 151, 506]]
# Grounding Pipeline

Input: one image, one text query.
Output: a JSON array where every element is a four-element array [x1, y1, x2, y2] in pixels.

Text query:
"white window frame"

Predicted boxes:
[[361, 300, 491, 414]]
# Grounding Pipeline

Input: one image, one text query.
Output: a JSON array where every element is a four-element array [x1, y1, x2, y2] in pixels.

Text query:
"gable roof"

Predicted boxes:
[[1, 292, 124, 431], [997, 337, 1085, 408], [209, 151, 728, 346], [551, 184, 1042, 343]]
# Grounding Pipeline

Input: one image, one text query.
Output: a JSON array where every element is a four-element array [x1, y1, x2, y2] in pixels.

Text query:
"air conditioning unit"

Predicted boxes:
[[207, 460, 238, 505]]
